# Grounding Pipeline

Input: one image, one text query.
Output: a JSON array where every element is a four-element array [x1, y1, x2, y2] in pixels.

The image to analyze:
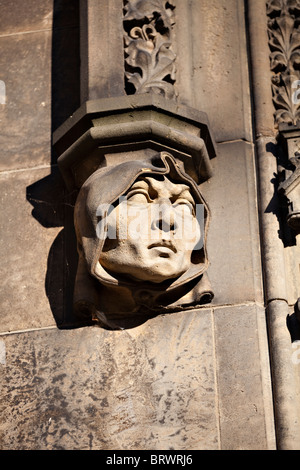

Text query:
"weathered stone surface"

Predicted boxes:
[[0, 309, 219, 450], [201, 141, 263, 306], [0, 0, 78, 35], [176, 0, 252, 143], [0, 167, 64, 332], [0, 20, 80, 170], [213, 304, 276, 450], [0, 32, 51, 171], [285, 241, 300, 306], [80, 0, 125, 102], [78, 0, 252, 143], [0, 305, 274, 450]]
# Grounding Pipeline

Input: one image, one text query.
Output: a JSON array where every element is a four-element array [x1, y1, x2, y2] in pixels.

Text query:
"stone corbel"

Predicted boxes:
[[278, 123, 300, 233], [53, 93, 216, 328], [53, 93, 216, 191], [51, 1, 217, 329]]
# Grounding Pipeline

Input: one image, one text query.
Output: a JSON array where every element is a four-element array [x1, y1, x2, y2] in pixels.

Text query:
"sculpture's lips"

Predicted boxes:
[[147, 241, 177, 253]]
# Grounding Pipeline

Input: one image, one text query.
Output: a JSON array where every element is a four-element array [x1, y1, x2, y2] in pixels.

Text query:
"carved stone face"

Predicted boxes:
[[99, 175, 202, 283], [73, 153, 213, 324]]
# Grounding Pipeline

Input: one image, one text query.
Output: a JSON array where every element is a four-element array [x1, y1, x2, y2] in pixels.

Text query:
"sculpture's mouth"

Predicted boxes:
[[147, 241, 177, 254]]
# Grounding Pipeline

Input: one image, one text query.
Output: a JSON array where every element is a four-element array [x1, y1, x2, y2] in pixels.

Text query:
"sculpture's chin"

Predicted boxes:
[[99, 257, 189, 284]]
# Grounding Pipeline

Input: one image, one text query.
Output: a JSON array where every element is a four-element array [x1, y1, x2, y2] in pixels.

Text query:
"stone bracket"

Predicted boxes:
[[53, 93, 216, 191]]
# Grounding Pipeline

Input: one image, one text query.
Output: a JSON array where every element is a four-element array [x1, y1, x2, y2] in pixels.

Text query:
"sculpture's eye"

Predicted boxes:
[[173, 199, 195, 216], [126, 190, 151, 204]]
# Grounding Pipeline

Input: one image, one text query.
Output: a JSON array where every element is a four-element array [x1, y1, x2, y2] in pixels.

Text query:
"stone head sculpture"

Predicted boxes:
[[74, 151, 213, 328]]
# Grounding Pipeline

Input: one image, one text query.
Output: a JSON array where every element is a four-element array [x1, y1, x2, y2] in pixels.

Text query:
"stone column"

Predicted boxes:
[[248, 0, 300, 449], [79, 0, 125, 102]]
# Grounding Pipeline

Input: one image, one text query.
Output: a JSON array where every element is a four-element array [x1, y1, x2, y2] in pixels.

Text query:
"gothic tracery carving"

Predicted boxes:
[[267, 0, 300, 125], [267, 0, 300, 233], [123, 0, 176, 99]]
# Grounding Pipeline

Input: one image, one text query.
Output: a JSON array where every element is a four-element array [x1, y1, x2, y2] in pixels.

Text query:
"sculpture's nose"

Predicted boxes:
[[151, 201, 177, 233]]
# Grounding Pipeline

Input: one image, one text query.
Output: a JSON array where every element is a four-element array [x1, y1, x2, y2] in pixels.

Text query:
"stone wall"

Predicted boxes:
[[0, 0, 299, 450]]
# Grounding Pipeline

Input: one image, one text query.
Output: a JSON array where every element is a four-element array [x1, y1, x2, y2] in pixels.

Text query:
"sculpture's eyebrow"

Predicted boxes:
[[126, 178, 151, 192], [143, 176, 190, 197], [127, 177, 158, 199], [127, 176, 195, 204], [175, 187, 195, 203]]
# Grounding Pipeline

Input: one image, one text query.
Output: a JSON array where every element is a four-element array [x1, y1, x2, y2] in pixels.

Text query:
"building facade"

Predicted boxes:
[[0, 0, 299, 450]]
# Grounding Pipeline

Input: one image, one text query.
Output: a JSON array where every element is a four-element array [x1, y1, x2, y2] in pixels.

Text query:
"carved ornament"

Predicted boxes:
[[267, 0, 300, 233], [73, 152, 213, 328], [267, 0, 300, 126], [123, 0, 176, 99], [53, 94, 216, 328]]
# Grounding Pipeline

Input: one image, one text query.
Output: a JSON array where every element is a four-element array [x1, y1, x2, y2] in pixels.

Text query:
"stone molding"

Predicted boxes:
[[53, 93, 216, 191]]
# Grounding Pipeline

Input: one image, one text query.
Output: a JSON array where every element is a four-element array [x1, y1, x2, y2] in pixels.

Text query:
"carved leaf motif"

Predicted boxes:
[[287, 0, 300, 9], [267, 0, 300, 15], [267, 0, 300, 125], [125, 32, 176, 98], [272, 73, 300, 124], [125, 33, 155, 72], [270, 50, 288, 70], [123, 0, 176, 98], [267, 0, 300, 230], [267, 0, 285, 15], [124, 0, 175, 29], [269, 14, 294, 52], [269, 16, 300, 70]]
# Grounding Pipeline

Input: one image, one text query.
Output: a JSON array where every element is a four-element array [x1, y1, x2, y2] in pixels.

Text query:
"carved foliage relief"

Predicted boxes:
[[267, 0, 300, 125], [267, 1, 300, 234], [123, 0, 176, 99]]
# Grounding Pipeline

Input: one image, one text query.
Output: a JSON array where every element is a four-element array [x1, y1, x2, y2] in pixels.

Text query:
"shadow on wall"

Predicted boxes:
[[287, 298, 300, 343], [287, 310, 300, 343], [26, 0, 84, 329], [264, 143, 300, 342], [265, 141, 297, 248]]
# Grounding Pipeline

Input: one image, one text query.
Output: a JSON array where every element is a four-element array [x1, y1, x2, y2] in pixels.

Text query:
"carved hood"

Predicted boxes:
[[73, 152, 214, 328]]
